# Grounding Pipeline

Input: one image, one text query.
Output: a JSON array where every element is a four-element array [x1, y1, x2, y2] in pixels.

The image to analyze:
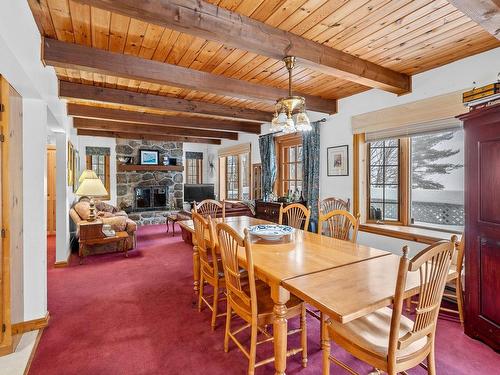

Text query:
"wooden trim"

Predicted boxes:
[[447, 0, 500, 40], [43, 38, 337, 114], [352, 91, 467, 135], [59, 81, 269, 123], [67, 103, 260, 134], [73, 117, 238, 140], [118, 165, 184, 172], [11, 313, 50, 335], [76, 0, 411, 94], [399, 138, 410, 226], [359, 223, 459, 245], [76, 129, 221, 145], [352, 134, 364, 216], [54, 249, 71, 268], [218, 143, 251, 157]]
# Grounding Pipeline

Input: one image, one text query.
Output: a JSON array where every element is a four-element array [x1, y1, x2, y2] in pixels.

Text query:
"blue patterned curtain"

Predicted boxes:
[[302, 122, 321, 232], [259, 133, 277, 198]]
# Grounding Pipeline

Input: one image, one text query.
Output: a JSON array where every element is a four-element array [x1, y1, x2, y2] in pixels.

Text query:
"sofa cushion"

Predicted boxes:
[[98, 211, 114, 218], [95, 201, 117, 213], [74, 201, 91, 221]]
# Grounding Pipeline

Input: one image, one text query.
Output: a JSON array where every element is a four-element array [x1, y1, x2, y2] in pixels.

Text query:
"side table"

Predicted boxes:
[[79, 221, 130, 264], [166, 214, 179, 236]]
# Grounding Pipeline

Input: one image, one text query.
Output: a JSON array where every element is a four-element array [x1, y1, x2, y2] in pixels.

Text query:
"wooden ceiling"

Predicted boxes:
[[28, 0, 500, 143]]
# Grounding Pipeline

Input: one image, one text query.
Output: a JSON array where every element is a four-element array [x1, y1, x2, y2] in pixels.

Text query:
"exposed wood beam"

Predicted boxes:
[[447, 0, 500, 40], [67, 103, 260, 134], [44, 38, 337, 113], [77, 129, 221, 144], [74, 0, 411, 94], [73, 117, 238, 140], [60, 81, 268, 123]]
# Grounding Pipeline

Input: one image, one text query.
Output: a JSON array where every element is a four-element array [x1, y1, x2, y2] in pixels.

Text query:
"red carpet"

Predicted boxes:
[[31, 226, 499, 374]]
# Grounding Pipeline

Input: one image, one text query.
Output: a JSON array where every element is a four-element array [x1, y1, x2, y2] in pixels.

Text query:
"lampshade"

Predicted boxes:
[[78, 169, 98, 183], [295, 111, 312, 131], [75, 176, 108, 197]]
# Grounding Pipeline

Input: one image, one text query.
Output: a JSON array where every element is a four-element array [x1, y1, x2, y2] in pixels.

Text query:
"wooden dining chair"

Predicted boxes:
[[278, 203, 311, 230], [439, 233, 465, 325], [192, 212, 226, 331], [322, 236, 458, 375], [216, 223, 307, 374], [193, 199, 225, 219], [319, 197, 350, 215], [317, 209, 360, 243]]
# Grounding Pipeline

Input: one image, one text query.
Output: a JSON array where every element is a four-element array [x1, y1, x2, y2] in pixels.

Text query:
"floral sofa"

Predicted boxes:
[[69, 198, 137, 252]]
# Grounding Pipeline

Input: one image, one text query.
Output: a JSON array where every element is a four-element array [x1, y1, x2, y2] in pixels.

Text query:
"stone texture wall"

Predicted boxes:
[[115, 139, 183, 226]]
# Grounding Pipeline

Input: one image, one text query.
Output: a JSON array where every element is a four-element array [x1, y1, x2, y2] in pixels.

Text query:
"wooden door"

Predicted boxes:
[[252, 163, 262, 200], [460, 104, 500, 351], [0, 76, 24, 356], [47, 146, 56, 234]]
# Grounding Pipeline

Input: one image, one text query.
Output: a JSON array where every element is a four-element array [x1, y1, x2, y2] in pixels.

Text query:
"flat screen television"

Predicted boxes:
[[184, 184, 215, 203]]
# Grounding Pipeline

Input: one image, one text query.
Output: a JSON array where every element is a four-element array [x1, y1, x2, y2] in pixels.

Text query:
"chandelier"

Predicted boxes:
[[271, 56, 312, 133]]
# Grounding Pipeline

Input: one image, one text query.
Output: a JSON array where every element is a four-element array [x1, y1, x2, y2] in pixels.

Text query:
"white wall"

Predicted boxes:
[[77, 136, 117, 206], [183, 143, 219, 185], [22, 99, 48, 321], [0, 0, 74, 321]]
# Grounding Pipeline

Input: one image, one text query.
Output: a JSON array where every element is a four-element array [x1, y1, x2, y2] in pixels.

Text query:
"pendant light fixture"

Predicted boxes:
[[271, 56, 312, 132]]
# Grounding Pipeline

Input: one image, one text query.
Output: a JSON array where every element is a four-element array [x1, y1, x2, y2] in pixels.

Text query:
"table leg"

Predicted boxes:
[[272, 285, 290, 375], [172, 221, 175, 237], [321, 314, 331, 375], [193, 244, 200, 293]]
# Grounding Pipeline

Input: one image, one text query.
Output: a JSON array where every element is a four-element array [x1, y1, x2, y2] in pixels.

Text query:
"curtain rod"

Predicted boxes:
[[258, 118, 327, 138]]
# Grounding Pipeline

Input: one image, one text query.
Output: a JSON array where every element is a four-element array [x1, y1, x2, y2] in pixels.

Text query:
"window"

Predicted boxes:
[[218, 143, 251, 201], [277, 134, 303, 196], [226, 155, 239, 199], [356, 127, 464, 232], [186, 158, 202, 184], [410, 129, 464, 231], [367, 139, 400, 222], [86, 147, 110, 200]]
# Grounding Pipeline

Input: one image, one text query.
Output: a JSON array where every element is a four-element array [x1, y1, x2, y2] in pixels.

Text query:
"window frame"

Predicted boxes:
[[217, 143, 251, 201], [365, 138, 409, 226], [186, 158, 202, 184], [275, 133, 303, 197], [86, 153, 110, 201]]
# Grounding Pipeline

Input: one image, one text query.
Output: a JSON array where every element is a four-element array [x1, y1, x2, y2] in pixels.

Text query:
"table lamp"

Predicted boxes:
[[76, 170, 108, 222], [79, 169, 98, 183]]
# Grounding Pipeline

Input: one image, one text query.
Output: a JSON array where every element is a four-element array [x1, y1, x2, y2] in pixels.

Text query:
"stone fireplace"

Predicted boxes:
[[116, 139, 183, 225]]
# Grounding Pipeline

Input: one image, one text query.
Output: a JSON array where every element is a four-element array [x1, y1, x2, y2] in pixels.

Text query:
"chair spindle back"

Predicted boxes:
[[279, 203, 311, 230], [318, 209, 360, 243], [319, 197, 350, 215], [194, 199, 225, 219], [389, 237, 457, 360], [216, 223, 257, 318], [192, 212, 218, 277]]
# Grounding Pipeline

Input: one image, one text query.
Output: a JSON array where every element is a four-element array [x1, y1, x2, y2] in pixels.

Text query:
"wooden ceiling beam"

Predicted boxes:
[[44, 38, 337, 114], [447, 0, 500, 40], [67, 103, 261, 134], [73, 0, 411, 94], [60, 81, 269, 123], [73, 117, 238, 140], [76, 129, 222, 144]]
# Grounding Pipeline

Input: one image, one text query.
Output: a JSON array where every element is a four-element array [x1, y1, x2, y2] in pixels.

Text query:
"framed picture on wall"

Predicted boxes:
[[67, 141, 74, 186], [327, 145, 349, 176], [140, 149, 159, 165]]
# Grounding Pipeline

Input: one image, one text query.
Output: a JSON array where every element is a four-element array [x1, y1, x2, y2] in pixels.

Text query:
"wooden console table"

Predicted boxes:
[[79, 221, 129, 264]]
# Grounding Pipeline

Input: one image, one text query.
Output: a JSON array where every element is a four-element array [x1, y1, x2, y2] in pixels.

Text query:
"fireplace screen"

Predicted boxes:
[[135, 187, 169, 210]]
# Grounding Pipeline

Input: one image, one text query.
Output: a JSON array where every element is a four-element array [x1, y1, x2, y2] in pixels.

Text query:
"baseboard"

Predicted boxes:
[[12, 312, 50, 335], [54, 250, 72, 268]]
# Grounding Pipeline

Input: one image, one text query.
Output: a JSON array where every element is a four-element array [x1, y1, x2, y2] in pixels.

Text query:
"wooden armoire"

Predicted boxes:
[[459, 103, 500, 351]]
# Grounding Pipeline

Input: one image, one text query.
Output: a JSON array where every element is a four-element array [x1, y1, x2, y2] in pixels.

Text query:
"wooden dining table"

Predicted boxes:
[[178, 215, 392, 375]]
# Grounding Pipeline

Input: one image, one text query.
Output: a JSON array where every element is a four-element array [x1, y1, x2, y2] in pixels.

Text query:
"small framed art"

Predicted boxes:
[[327, 145, 349, 176], [140, 149, 159, 165]]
